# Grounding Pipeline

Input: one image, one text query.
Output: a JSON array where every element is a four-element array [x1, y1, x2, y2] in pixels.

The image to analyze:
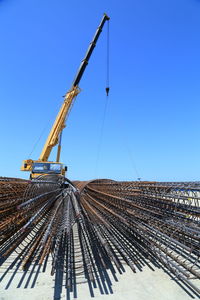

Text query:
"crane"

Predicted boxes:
[[21, 14, 110, 179]]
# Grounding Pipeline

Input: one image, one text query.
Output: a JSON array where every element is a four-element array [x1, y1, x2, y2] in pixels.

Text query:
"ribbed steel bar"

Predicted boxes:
[[0, 177, 200, 298]]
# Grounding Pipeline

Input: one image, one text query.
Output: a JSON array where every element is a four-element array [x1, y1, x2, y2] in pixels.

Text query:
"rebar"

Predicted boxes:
[[0, 177, 200, 297]]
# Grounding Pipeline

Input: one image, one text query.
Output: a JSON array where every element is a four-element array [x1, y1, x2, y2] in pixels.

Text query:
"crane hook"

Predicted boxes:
[[106, 87, 110, 96]]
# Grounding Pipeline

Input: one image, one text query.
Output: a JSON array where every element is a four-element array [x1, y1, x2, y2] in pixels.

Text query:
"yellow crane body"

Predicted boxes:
[[20, 14, 109, 179], [21, 87, 80, 178]]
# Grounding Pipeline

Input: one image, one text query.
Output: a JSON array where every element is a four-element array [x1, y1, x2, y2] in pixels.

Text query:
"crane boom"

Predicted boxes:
[[72, 14, 110, 87], [21, 14, 110, 178], [39, 86, 80, 162]]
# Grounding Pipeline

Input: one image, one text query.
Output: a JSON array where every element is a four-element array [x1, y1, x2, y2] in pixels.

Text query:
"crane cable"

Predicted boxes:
[[104, 20, 141, 181], [27, 98, 62, 158], [28, 121, 50, 158], [94, 20, 110, 177], [95, 19, 141, 181]]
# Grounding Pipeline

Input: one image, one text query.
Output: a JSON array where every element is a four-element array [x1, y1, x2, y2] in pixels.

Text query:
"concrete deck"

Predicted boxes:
[[0, 257, 199, 300]]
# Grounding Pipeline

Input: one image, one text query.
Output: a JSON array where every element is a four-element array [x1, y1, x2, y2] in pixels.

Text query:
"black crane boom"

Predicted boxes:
[[72, 13, 110, 88]]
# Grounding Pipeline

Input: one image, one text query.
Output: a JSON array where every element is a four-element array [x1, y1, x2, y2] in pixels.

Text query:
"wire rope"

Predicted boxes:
[[94, 20, 110, 177]]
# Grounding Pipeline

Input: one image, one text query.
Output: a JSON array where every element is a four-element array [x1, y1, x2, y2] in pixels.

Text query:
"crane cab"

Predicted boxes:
[[21, 160, 67, 179], [30, 162, 67, 179]]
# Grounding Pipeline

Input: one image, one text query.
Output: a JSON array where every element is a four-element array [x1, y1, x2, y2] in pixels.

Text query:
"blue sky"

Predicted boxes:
[[0, 0, 200, 181]]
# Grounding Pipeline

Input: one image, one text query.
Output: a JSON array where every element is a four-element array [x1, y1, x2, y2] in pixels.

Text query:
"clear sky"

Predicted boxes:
[[0, 0, 200, 182]]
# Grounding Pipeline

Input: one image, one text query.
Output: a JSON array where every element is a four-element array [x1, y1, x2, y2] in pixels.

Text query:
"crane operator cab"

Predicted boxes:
[[31, 162, 67, 179], [21, 160, 67, 179]]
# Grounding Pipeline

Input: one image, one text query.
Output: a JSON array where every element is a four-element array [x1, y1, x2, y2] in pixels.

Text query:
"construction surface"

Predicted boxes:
[[0, 177, 200, 299], [1, 259, 199, 300]]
